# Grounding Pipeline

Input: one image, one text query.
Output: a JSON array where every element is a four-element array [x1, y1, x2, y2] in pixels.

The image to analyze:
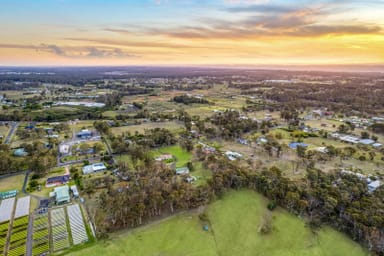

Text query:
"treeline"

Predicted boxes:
[[234, 82, 384, 116], [0, 142, 56, 176], [172, 95, 211, 105], [210, 110, 259, 139], [93, 149, 384, 254], [0, 108, 104, 122], [110, 128, 177, 154], [94, 162, 212, 235]]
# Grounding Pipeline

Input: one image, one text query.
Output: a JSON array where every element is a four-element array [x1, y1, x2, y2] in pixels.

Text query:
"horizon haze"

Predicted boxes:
[[0, 0, 383, 67]]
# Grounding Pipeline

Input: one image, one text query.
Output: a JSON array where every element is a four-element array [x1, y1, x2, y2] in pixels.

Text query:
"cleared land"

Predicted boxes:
[[0, 174, 25, 192], [110, 121, 184, 135], [154, 145, 192, 168], [71, 190, 367, 256]]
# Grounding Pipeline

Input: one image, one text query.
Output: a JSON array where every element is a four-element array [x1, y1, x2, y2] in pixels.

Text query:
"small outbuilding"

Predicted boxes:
[[368, 180, 381, 193], [71, 185, 79, 198], [288, 142, 308, 150], [359, 139, 375, 145], [13, 148, 28, 157]]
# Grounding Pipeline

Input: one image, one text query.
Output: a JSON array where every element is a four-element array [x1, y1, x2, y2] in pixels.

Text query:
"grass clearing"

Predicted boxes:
[[71, 190, 367, 256], [110, 121, 184, 135], [0, 174, 25, 192], [154, 145, 192, 167]]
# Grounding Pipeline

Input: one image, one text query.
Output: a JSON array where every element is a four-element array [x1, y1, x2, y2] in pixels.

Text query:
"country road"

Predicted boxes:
[[4, 121, 19, 144]]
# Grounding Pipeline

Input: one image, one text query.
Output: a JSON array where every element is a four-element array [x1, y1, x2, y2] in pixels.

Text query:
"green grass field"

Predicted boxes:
[[0, 174, 25, 192], [154, 145, 192, 167], [110, 121, 184, 135], [70, 190, 368, 256]]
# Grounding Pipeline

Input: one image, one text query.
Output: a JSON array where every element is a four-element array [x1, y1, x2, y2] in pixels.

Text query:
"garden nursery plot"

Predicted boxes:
[[7, 216, 28, 256], [50, 208, 70, 252], [0, 221, 9, 255], [67, 204, 88, 245], [32, 213, 50, 256]]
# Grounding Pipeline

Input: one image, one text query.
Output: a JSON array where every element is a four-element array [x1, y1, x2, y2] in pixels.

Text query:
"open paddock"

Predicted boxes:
[[110, 121, 184, 135], [0, 174, 24, 192], [70, 190, 368, 256]]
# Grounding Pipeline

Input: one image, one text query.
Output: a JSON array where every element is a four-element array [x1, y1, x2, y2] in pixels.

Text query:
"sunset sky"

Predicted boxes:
[[0, 0, 383, 66]]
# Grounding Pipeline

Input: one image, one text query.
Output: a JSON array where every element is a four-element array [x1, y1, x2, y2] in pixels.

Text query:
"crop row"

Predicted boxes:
[[33, 213, 50, 255], [32, 242, 49, 256], [7, 244, 26, 256], [8, 217, 28, 255]]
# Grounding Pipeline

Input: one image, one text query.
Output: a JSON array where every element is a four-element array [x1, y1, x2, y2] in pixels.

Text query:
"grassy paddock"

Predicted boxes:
[[154, 145, 192, 167], [0, 174, 25, 192], [70, 190, 368, 256], [110, 121, 184, 135]]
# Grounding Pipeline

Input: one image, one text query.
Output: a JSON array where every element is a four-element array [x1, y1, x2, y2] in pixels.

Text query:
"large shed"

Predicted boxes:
[[82, 163, 107, 175], [54, 185, 70, 204]]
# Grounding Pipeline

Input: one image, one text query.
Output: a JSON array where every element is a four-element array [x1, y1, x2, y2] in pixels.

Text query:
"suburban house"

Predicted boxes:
[[46, 175, 70, 187], [82, 162, 107, 175]]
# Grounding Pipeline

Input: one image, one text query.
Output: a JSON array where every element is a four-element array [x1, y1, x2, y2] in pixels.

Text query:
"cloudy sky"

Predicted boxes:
[[0, 0, 383, 66]]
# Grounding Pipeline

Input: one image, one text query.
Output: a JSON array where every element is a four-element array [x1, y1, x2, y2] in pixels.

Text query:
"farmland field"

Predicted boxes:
[[8, 216, 29, 256], [110, 121, 184, 135], [70, 190, 367, 256], [32, 213, 50, 256], [0, 221, 9, 255]]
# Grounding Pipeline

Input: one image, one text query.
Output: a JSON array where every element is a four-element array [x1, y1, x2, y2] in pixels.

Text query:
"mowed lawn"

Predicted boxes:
[[70, 190, 368, 256], [0, 174, 25, 192], [155, 145, 192, 167]]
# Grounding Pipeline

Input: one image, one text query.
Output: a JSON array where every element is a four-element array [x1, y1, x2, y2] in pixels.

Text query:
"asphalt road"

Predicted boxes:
[[4, 121, 19, 144]]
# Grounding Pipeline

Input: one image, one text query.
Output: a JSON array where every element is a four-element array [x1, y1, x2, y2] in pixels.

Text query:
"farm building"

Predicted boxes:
[[288, 142, 308, 149], [82, 162, 107, 175], [175, 167, 190, 175], [155, 154, 173, 161], [359, 139, 375, 145], [225, 151, 243, 161], [76, 130, 93, 139], [257, 137, 268, 145], [368, 180, 381, 193], [0, 189, 17, 199], [13, 148, 28, 157], [315, 147, 328, 153], [46, 175, 70, 187], [53, 185, 71, 204], [71, 185, 79, 198], [339, 135, 360, 144]]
